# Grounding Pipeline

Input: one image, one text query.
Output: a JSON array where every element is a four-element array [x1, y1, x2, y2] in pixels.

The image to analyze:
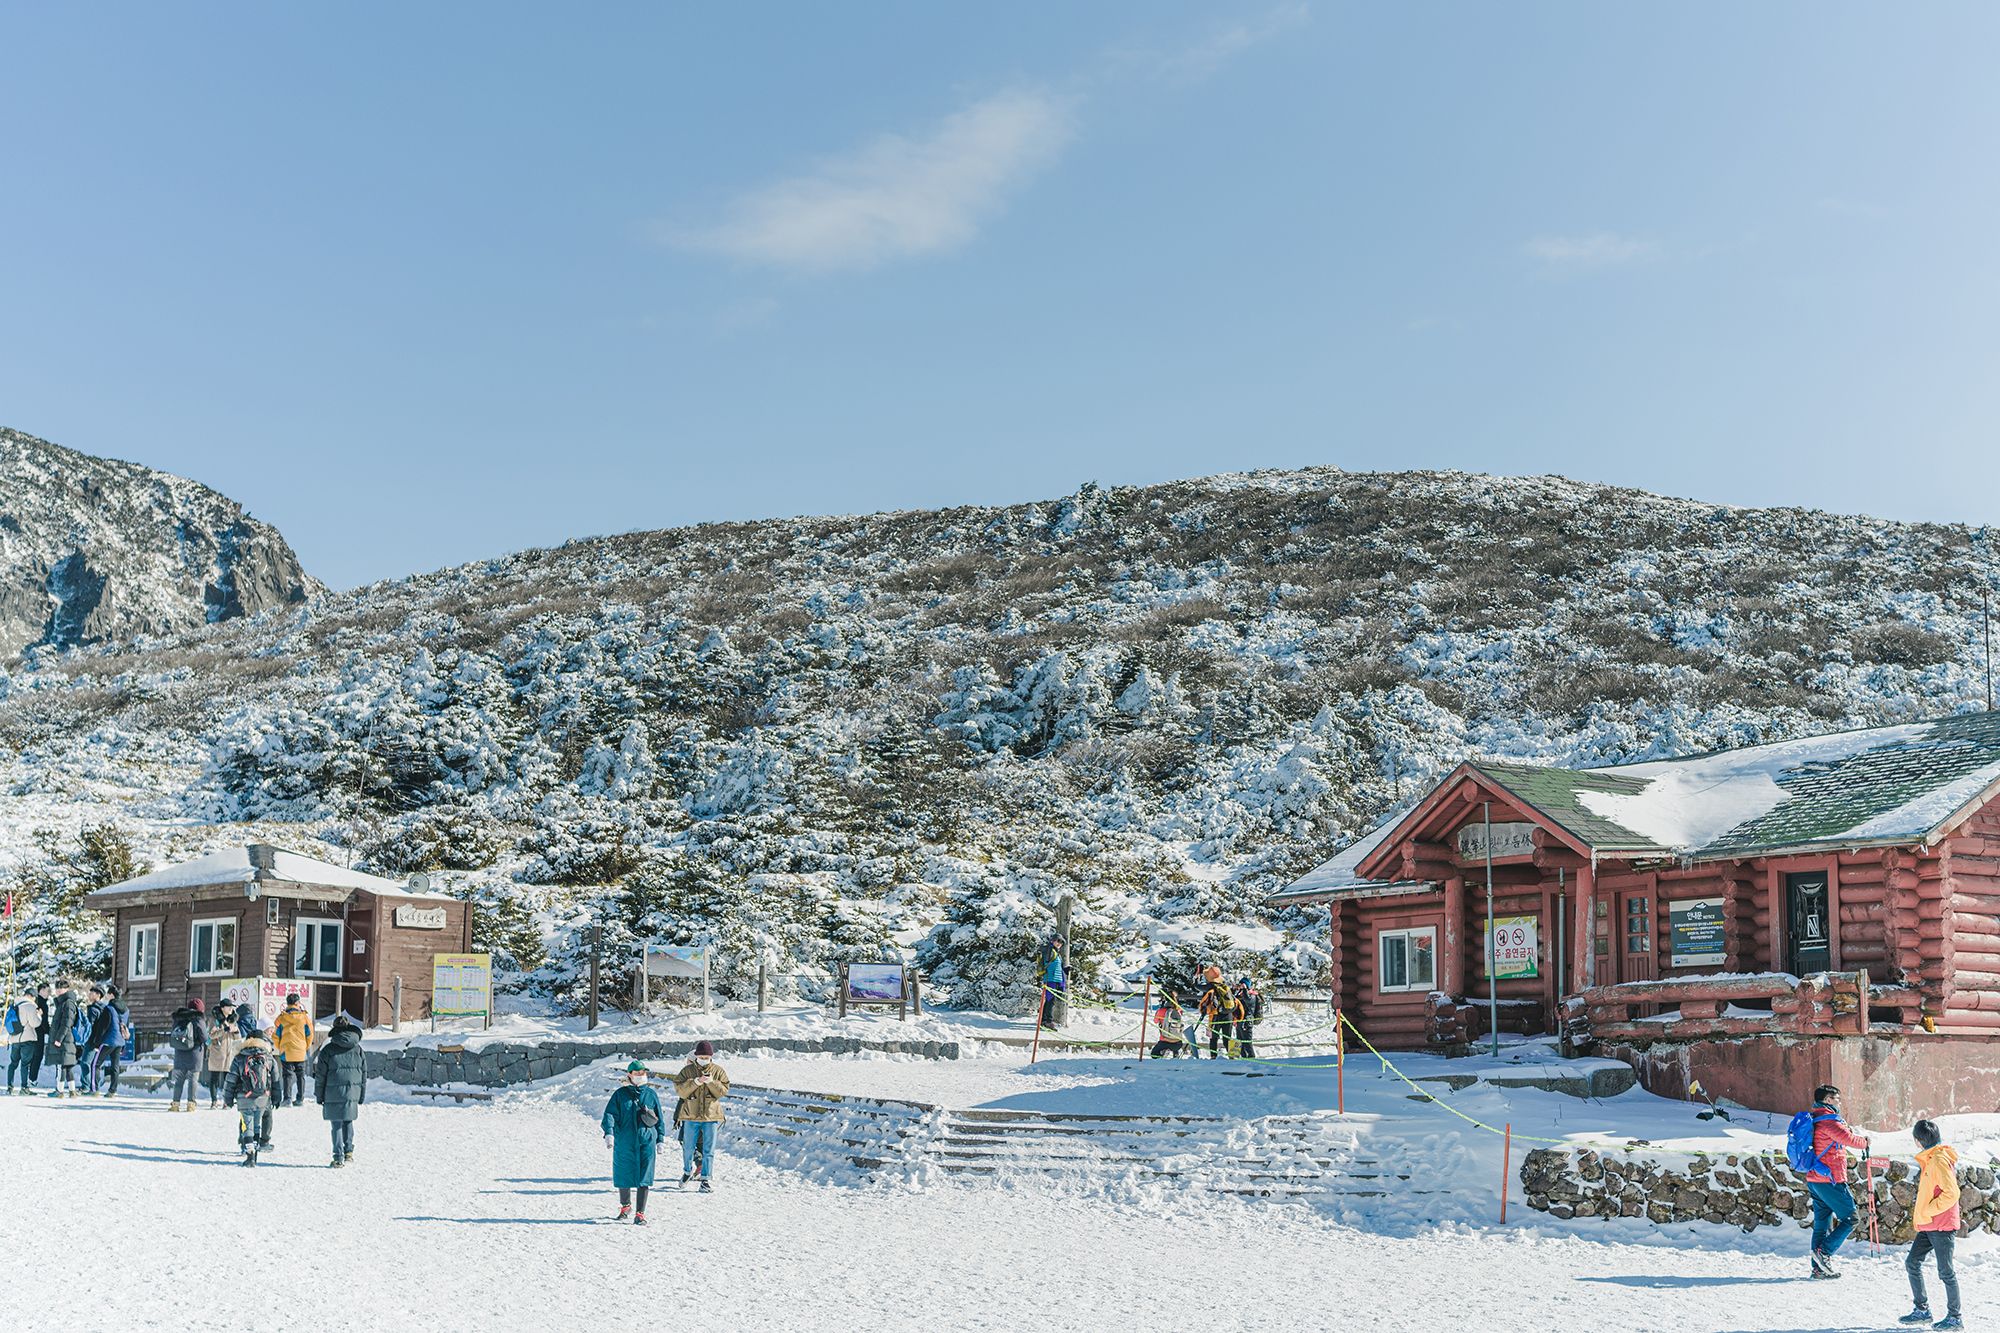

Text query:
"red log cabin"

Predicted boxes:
[[1271, 713, 2000, 1119], [84, 844, 470, 1034]]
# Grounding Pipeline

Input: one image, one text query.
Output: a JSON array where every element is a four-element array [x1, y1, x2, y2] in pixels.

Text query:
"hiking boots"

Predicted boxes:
[[1899, 1311, 1932, 1326], [634, 1213, 648, 1226], [242, 1151, 258, 1168], [168, 1101, 181, 1112], [616, 1205, 631, 1222], [699, 1179, 713, 1193], [1809, 1251, 1840, 1279], [1933, 1317, 1964, 1330]]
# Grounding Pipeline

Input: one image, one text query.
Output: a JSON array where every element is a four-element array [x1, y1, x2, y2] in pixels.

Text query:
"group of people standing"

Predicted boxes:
[[600, 1040, 732, 1224], [5, 982, 367, 1170], [5, 978, 133, 1096], [1149, 968, 1263, 1059]]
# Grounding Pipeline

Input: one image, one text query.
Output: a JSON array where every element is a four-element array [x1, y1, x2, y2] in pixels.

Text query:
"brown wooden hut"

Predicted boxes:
[[1271, 713, 2000, 1120], [84, 843, 469, 1034]]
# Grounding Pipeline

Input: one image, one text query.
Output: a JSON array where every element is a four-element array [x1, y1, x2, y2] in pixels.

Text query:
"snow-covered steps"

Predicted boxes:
[[717, 1084, 1415, 1205]]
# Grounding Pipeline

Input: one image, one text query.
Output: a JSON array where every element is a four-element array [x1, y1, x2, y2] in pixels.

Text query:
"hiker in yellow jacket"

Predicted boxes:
[[269, 994, 314, 1107], [1902, 1119, 1963, 1329]]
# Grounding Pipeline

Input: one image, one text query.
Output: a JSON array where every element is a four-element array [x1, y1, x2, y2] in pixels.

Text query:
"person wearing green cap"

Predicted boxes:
[[601, 1061, 664, 1224]]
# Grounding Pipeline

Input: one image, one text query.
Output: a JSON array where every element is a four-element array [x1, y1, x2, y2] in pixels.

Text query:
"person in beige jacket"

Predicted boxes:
[[672, 1041, 729, 1192], [203, 1000, 242, 1108]]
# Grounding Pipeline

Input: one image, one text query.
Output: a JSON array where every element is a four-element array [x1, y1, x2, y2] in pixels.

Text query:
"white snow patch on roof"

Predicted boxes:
[[1280, 819, 1401, 895], [91, 846, 443, 898], [1575, 723, 1933, 851], [1836, 756, 2000, 841]]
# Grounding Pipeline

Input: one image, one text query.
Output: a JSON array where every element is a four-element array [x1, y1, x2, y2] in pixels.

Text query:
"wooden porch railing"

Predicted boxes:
[[1564, 972, 1928, 1046]]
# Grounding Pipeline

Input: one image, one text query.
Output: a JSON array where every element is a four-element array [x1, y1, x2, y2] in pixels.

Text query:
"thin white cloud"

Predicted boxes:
[[677, 90, 1076, 273], [1523, 232, 1660, 274], [1140, 4, 1310, 83]]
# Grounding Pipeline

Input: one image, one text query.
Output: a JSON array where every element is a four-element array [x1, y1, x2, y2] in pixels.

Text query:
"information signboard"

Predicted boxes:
[[1485, 916, 1540, 979], [845, 962, 906, 1003], [639, 944, 710, 1012], [218, 977, 315, 1030], [1669, 897, 1728, 968], [431, 953, 492, 1020]]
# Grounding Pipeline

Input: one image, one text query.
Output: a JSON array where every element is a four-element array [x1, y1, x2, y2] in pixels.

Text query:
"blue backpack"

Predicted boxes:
[[72, 1004, 92, 1045], [1786, 1109, 1824, 1174]]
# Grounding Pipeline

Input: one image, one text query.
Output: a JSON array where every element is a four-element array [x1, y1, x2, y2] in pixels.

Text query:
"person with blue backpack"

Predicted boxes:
[[1788, 1083, 1870, 1279]]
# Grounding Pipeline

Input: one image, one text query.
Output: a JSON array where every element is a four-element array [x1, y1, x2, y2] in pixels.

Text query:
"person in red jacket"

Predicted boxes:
[[1801, 1083, 1870, 1278]]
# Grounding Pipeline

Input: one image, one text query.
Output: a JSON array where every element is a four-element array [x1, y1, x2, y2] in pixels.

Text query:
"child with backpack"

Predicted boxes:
[[1151, 996, 1186, 1058], [1788, 1083, 1869, 1279], [1899, 1118, 1964, 1329], [223, 1025, 279, 1166]]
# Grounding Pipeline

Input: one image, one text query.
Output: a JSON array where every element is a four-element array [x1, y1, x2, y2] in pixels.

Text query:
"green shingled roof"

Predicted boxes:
[[1470, 761, 1667, 853], [1469, 712, 2000, 861]]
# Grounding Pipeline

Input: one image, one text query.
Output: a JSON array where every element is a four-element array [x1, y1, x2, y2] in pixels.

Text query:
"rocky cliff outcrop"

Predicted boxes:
[[0, 427, 319, 657]]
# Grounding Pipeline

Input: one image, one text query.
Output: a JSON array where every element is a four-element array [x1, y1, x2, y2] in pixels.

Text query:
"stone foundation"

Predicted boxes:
[[1521, 1146, 2000, 1242], [364, 1036, 959, 1088]]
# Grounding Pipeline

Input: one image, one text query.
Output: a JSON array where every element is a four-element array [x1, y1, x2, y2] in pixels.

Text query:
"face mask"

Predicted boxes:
[[629, 1073, 648, 1085], [694, 1056, 711, 1067]]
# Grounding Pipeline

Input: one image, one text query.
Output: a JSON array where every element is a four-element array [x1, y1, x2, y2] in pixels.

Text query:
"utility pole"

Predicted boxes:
[[1485, 802, 1499, 1059]]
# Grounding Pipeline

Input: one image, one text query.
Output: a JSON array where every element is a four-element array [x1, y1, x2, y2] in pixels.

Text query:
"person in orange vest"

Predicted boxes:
[[269, 993, 314, 1107], [1197, 967, 1239, 1059]]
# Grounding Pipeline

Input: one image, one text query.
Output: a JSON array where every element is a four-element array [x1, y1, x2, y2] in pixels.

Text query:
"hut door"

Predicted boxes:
[[1618, 891, 1655, 987], [1786, 871, 1831, 976]]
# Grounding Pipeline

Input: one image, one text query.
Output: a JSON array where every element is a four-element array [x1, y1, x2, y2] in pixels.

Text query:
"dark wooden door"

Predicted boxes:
[[1786, 871, 1832, 976], [1618, 890, 1655, 987]]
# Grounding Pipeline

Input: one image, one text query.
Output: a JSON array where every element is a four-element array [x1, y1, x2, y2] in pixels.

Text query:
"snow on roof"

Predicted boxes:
[[90, 846, 449, 899], [1275, 712, 2000, 902], [1270, 820, 1408, 901], [1571, 723, 1934, 853]]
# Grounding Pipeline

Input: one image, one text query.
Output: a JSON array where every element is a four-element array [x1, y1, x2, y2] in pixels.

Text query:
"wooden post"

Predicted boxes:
[[587, 926, 600, 1032], [838, 963, 849, 1019], [392, 975, 402, 1034], [1137, 979, 1151, 1058], [1500, 1123, 1512, 1223], [1336, 1009, 1344, 1114], [1030, 994, 1043, 1064], [911, 971, 922, 1017], [758, 962, 768, 1013], [899, 967, 908, 1022]]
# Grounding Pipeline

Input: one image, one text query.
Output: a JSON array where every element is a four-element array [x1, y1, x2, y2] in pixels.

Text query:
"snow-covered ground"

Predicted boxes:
[[10, 1039, 2000, 1331]]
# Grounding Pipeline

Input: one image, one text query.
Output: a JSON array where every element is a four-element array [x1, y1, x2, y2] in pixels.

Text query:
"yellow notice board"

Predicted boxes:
[[432, 953, 493, 1018]]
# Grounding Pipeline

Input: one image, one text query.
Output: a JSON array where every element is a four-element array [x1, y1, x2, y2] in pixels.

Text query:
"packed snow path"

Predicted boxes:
[[8, 1083, 2000, 1331]]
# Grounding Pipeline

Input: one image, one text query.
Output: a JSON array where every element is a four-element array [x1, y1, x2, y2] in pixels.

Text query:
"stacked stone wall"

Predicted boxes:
[[363, 1036, 959, 1088], [1522, 1146, 2000, 1241]]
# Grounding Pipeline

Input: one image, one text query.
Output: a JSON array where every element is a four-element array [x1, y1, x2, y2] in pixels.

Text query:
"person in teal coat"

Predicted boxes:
[[601, 1061, 664, 1225]]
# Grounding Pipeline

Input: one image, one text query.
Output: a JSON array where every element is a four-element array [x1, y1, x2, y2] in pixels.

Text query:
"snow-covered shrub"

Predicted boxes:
[[368, 809, 504, 873]]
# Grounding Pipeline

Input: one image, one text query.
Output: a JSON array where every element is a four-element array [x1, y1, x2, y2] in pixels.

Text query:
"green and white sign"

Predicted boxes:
[[1670, 897, 1727, 968], [1486, 915, 1539, 979]]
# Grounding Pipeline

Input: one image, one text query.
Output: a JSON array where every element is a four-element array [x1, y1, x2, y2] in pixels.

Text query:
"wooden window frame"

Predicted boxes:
[[189, 916, 238, 978], [128, 922, 161, 981], [294, 917, 344, 978], [1378, 925, 1438, 994]]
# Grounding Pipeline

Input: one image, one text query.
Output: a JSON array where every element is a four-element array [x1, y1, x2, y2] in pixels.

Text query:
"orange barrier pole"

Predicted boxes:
[[1137, 980, 1151, 1058], [1500, 1123, 1512, 1223], [1030, 987, 1043, 1064]]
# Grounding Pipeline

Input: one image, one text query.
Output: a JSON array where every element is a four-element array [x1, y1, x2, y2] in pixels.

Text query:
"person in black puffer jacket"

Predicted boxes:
[[313, 1015, 367, 1167], [165, 999, 207, 1111]]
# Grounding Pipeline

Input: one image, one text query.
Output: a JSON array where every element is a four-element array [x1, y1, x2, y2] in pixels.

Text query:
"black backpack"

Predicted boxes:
[[169, 1019, 197, 1052]]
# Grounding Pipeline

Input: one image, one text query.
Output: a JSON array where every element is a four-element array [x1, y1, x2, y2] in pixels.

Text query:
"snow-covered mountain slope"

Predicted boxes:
[[0, 427, 317, 657], [5, 466, 1996, 1008]]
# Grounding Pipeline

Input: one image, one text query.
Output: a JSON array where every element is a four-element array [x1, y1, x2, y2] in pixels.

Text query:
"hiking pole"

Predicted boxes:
[[1864, 1146, 1881, 1255]]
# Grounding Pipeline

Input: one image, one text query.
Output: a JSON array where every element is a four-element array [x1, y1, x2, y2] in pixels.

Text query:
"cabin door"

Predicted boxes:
[[1617, 891, 1655, 987], [1786, 871, 1832, 977]]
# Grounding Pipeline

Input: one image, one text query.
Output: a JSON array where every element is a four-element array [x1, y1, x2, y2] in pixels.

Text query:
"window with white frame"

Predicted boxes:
[[295, 919, 343, 977], [129, 924, 159, 981], [189, 918, 237, 977], [1378, 926, 1436, 993]]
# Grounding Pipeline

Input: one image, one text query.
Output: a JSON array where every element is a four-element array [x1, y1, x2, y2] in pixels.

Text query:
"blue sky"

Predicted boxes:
[[2, 4, 1996, 589]]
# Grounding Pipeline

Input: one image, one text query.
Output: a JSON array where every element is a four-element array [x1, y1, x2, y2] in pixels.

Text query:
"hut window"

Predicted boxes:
[[1378, 927, 1436, 993], [1625, 897, 1651, 955], [296, 919, 344, 977], [128, 924, 159, 981], [189, 919, 236, 977]]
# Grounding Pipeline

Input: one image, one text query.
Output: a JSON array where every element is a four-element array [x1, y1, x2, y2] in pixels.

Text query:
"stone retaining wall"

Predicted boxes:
[[365, 1036, 960, 1088], [1521, 1146, 2000, 1241]]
